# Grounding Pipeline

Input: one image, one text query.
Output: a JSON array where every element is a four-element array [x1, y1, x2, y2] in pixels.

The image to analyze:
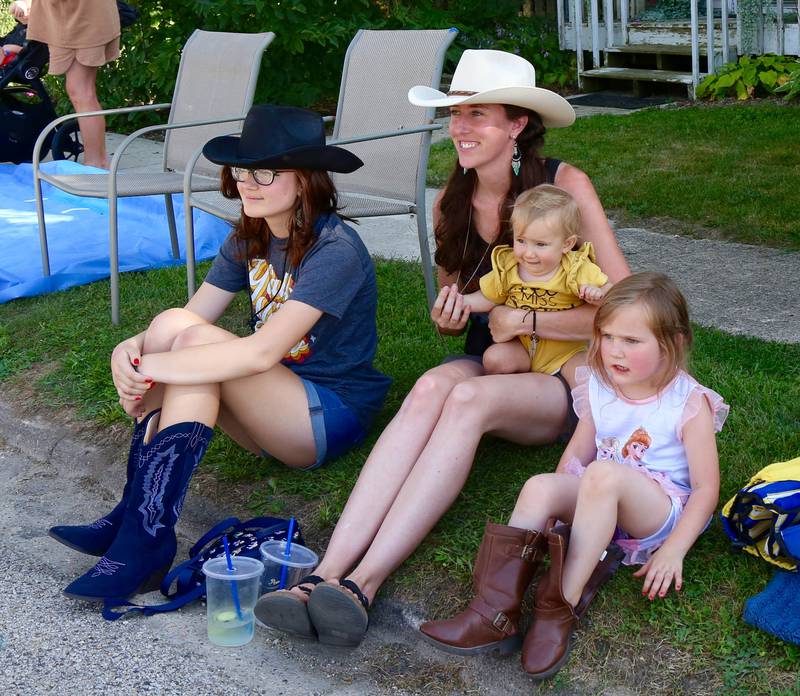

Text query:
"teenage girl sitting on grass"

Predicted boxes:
[[459, 183, 612, 377], [421, 272, 729, 681]]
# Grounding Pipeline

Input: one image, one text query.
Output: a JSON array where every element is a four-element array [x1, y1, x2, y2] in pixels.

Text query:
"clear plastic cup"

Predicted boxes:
[[202, 556, 264, 647], [259, 540, 318, 594]]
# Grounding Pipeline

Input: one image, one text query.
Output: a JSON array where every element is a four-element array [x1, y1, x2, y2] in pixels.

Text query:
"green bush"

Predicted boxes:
[[696, 54, 800, 100], [18, 0, 573, 132], [775, 61, 800, 101]]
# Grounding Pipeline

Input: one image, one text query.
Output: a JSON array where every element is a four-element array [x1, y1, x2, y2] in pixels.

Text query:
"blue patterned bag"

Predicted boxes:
[[102, 516, 303, 621]]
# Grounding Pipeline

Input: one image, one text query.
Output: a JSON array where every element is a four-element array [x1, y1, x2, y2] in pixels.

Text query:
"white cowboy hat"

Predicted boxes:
[[408, 49, 575, 129]]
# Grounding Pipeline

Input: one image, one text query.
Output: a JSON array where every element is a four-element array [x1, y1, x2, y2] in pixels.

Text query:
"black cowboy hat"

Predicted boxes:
[[203, 104, 363, 173]]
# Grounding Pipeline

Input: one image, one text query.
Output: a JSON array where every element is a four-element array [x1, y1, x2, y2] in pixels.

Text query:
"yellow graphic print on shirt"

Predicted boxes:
[[248, 258, 312, 363]]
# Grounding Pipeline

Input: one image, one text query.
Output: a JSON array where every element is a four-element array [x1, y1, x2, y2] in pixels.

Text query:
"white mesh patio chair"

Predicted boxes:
[[32, 29, 275, 324], [183, 28, 457, 308]]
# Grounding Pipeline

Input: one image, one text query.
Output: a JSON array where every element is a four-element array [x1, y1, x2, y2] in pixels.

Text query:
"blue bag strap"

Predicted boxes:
[[102, 585, 206, 621], [189, 516, 241, 557], [238, 516, 291, 532], [160, 555, 204, 597]]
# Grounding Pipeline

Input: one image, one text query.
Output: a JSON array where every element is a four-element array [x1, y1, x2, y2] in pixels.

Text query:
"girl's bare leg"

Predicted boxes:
[[507, 473, 581, 531], [310, 359, 484, 586], [561, 460, 672, 607], [64, 61, 107, 168], [343, 371, 571, 603]]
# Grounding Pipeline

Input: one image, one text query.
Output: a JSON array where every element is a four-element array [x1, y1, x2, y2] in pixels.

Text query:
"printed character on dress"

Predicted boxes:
[[597, 436, 621, 462], [621, 427, 651, 465], [459, 184, 613, 378], [419, 272, 729, 681]]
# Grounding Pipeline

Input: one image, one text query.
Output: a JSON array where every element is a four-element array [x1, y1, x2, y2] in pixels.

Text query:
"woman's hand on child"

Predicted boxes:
[[111, 338, 153, 405], [431, 284, 470, 334], [633, 544, 684, 600], [487, 305, 526, 343]]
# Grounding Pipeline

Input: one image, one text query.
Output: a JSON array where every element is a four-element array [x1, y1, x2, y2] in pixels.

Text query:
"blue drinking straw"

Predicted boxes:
[[222, 535, 243, 620], [278, 517, 296, 590]]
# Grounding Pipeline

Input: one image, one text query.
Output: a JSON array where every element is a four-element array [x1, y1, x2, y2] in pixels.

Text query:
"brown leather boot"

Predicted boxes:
[[521, 524, 577, 679], [420, 521, 546, 656], [521, 526, 624, 679]]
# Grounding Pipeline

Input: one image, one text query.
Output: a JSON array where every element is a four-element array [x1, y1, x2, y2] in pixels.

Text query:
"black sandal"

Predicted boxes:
[[254, 574, 325, 639], [307, 578, 370, 647]]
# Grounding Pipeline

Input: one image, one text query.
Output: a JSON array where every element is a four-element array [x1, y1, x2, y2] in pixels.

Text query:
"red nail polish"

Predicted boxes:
[[145, 377, 153, 383]]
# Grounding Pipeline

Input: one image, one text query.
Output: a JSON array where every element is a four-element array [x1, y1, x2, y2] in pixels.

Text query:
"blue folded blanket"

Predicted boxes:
[[0, 160, 232, 303], [743, 570, 800, 645]]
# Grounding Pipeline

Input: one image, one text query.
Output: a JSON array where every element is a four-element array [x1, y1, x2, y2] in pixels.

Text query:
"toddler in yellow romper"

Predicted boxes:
[[461, 184, 611, 376]]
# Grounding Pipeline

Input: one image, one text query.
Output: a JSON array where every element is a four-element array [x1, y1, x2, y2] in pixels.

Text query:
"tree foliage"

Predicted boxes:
[[27, 0, 572, 129]]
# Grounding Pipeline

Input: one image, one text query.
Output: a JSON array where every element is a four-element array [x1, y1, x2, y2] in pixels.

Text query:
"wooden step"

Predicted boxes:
[[604, 43, 707, 55], [580, 67, 702, 85]]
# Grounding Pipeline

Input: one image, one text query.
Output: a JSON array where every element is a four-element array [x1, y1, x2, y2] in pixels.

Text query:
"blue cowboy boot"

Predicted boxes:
[[63, 420, 213, 601], [49, 409, 161, 556]]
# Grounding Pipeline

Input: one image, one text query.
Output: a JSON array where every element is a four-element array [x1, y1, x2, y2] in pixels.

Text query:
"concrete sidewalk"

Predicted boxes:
[[0, 399, 583, 696]]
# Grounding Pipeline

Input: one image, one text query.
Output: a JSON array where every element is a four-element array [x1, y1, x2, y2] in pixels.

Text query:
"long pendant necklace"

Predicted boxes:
[[455, 190, 493, 293]]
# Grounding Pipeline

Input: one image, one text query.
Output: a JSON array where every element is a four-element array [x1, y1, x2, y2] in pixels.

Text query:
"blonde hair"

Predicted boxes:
[[587, 272, 693, 394], [510, 184, 581, 241]]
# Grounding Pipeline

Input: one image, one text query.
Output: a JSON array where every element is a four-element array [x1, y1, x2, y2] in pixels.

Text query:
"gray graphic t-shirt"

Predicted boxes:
[[205, 213, 391, 429]]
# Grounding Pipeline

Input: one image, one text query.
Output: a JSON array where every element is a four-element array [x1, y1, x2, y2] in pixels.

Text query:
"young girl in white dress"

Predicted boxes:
[[420, 272, 729, 681]]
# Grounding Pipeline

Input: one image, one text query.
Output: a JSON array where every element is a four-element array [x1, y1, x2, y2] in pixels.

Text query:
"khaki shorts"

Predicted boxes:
[[47, 37, 120, 74]]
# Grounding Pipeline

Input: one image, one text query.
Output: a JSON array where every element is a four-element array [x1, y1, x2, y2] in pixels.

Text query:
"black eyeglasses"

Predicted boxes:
[[231, 167, 282, 186]]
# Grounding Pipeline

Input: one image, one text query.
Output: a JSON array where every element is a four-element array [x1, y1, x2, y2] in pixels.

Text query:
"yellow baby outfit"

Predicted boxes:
[[479, 243, 608, 374]]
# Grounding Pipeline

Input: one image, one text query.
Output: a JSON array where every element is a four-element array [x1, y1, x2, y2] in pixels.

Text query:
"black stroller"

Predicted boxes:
[[1, 22, 82, 164]]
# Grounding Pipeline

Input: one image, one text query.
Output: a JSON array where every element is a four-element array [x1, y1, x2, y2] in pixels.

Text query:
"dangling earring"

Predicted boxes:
[[462, 167, 468, 175], [511, 140, 522, 177], [294, 207, 303, 227]]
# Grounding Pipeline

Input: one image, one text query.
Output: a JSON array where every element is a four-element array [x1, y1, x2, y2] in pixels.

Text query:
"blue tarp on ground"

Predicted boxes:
[[0, 160, 232, 303]]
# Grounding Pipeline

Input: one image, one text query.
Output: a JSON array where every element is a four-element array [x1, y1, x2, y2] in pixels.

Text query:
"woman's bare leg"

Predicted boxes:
[[155, 322, 316, 467], [64, 61, 107, 168], [561, 460, 672, 607], [310, 359, 484, 585], [343, 371, 571, 603], [136, 309, 213, 415]]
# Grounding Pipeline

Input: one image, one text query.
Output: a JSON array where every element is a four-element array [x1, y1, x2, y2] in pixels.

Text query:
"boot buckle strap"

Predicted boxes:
[[469, 597, 516, 636], [492, 612, 512, 634], [521, 543, 539, 561]]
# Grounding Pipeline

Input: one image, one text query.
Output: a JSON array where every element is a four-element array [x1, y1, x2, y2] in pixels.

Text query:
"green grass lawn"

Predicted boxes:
[[1, 258, 799, 694], [428, 101, 800, 250], [1, 101, 799, 693]]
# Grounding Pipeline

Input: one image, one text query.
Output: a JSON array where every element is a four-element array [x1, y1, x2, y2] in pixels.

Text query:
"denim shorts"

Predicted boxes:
[[300, 379, 366, 470], [261, 379, 366, 470]]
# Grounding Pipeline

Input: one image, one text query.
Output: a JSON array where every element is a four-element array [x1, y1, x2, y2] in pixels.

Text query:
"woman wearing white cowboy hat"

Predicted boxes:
[[49, 104, 391, 603], [258, 51, 630, 652]]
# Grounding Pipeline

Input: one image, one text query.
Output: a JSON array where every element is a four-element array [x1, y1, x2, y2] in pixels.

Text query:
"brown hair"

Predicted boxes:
[[220, 166, 341, 267], [510, 184, 581, 241], [587, 272, 693, 394], [621, 427, 652, 458], [434, 105, 548, 292]]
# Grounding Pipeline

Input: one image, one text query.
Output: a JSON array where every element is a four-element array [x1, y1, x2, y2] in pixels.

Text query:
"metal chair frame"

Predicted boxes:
[[32, 29, 275, 324]]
